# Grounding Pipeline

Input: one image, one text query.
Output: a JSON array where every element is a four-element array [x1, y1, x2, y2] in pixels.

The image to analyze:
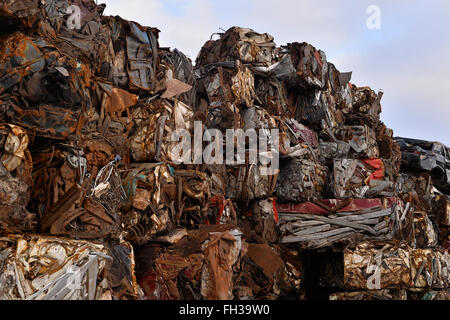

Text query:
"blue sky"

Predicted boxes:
[[102, 0, 450, 145]]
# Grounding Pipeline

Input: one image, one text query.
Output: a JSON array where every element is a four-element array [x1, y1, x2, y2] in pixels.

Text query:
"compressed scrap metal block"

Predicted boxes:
[[278, 42, 328, 90], [295, 88, 343, 130], [199, 64, 257, 108], [226, 164, 278, 200], [122, 164, 212, 244], [330, 289, 408, 300], [432, 195, 450, 227], [344, 242, 413, 290], [320, 125, 380, 160], [277, 198, 400, 216], [0, 33, 94, 140], [413, 211, 439, 248], [410, 248, 450, 289], [200, 228, 244, 300], [408, 290, 450, 300], [234, 244, 303, 300], [0, 162, 36, 232], [254, 77, 290, 117], [344, 241, 450, 291], [30, 148, 124, 239], [276, 159, 328, 202], [161, 49, 197, 108], [0, 235, 112, 300], [292, 62, 352, 130], [333, 158, 396, 199], [0, 124, 35, 232], [137, 225, 245, 300], [348, 86, 384, 124], [196, 27, 276, 66], [278, 198, 411, 249], [129, 100, 193, 163]]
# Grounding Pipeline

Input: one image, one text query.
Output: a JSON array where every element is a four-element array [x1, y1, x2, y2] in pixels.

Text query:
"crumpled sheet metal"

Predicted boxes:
[[282, 119, 319, 149], [295, 87, 343, 130], [0, 162, 36, 232], [161, 49, 197, 107], [0, 33, 93, 139], [330, 289, 408, 300], [344, 241, 450, 290], [278, 42, 328, 90], [254, 77, 290, 117], [137, 225, 246, 300], [43, 0, 105, 29], [0, 124, 32, 183], [201, 228, 244, 300], [30, 147, 125, 239], [351, 86, 383, 119], [0, 235, 112, 300], [249, 199, 280, 244], [234, 244, 303, 300], [121, 163, 211, 245], [327, 62, 353, 112], [344, 241, 412, 290], [97, 81, 138, 114], [279, 199, 410, 249], [196, 27, 276, 66], [207, 195, 238, 225], [126, 22, 160, 92], [129, 100, 193, 163], [333, 158, 396, 199], [413, 211, 439, 249], [139, 253, 203, 300], [331, 289, 448, 300], [0, 0, 41, 25], [0, 124, 35, 232], [121, 163, 174, 245], [320, 125, 379, 160], [199, 64, 256, 108], [275, 159, 328, 202], [277, 198, 400, 216], [433, 195, 450, 227], [107, 240, 141, 299], [410, 248, 450, 289], [226, 164, 278, 200]]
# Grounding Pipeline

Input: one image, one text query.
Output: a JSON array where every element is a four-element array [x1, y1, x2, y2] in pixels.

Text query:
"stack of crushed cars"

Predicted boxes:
[[0, 0, 448, 300]]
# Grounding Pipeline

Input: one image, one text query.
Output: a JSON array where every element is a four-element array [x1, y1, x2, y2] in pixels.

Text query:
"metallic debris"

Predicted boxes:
[[0, 1, 448, 300]]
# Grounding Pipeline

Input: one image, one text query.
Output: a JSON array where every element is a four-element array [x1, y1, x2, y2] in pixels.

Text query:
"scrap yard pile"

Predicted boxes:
[[0, 0, 449, 300]]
